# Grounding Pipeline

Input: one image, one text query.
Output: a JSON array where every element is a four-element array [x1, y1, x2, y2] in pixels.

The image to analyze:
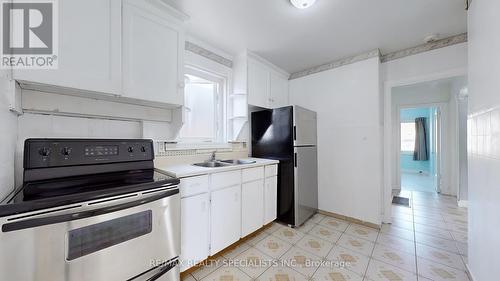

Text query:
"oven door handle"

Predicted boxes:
[[146, 260, 178, 281], [127, 258, 179, 281], [2, 189, 179, 233]]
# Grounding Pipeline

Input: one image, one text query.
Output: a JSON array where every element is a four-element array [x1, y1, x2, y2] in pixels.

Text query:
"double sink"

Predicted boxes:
[[193, 159, 256, 168]]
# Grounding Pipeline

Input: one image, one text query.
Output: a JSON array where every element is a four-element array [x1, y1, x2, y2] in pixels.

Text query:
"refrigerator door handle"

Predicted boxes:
[[293, 126, 297, 141], [294, 152, 298, 167]]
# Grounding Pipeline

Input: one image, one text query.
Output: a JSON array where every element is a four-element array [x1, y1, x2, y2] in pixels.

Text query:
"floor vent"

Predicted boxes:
[[392, 196, 410, 207]]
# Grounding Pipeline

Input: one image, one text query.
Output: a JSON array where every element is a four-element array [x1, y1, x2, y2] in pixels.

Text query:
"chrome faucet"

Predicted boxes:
[[208, 151, 217, 162]]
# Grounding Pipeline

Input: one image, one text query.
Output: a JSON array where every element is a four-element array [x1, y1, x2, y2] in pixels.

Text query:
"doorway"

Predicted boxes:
[[383, 73, 468, 222], [399, 106, 440, 193]]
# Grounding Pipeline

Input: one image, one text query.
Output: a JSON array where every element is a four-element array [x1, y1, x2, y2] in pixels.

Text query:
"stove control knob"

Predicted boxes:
[[128, 146, 134, 153], [39, 148, 51, 157], [141, 146, 146, 153], [61, 147, 72, 156]]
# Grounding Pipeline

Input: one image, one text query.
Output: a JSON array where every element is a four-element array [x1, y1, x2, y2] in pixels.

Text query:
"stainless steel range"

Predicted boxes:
[[0, 139, 181, 281]]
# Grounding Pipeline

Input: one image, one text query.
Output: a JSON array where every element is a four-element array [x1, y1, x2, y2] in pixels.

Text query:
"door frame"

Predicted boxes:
[[382, 68, 467, 223], [396, 103, 446, 194]]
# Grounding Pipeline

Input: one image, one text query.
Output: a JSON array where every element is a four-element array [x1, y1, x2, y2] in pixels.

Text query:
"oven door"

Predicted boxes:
[[0, 187, 180, 281]]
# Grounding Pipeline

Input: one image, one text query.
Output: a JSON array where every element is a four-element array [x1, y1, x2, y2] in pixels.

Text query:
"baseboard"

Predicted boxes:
[[401, 169, 431, 176], [318, 209, 381, 230], [458, 200, 468, 208], [466, 263, 475, 281]]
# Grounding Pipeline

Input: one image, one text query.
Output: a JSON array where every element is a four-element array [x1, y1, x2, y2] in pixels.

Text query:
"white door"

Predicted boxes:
[[122, 0, 184, 106], [13, 0, 122, 94], [180, 193, 209, 271], [210, 185, 241, 255], [270, 72, 289, 108], [435, 107, 442, 193], [247, 58, 270, 108], [241, 179, 264, 236], [264, 176, 278, 224]]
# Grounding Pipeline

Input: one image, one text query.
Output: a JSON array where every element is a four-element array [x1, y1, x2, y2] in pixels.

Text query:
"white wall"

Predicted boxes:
[[381, 43, 468, 84], [0, 73, 18, 201], [468, 0, 500, 280], [290, 57, 383, 225], [14, 113, 143, 187]]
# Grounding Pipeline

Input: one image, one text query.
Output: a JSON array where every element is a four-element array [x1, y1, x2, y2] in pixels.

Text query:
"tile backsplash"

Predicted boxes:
[[153, 140, 249, 167]]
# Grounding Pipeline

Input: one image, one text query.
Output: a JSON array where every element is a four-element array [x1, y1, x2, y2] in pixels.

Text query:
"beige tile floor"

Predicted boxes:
[[182, 191, 469, 281]]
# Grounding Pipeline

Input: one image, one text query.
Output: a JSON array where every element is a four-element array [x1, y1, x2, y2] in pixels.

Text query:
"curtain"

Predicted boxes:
[[413, 117, 429, 161]]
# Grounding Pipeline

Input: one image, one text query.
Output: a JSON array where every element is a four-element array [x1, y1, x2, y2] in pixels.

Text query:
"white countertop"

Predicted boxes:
[[155, 157, 279, 178]]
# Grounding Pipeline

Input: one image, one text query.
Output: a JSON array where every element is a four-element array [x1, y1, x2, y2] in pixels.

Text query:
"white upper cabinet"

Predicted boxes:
[[246, 55, 289, 109], [269, 71, 289, 108], [13, 0, 122, 94], [122, 0, 185, 106], [13, 0, 185, 107], [247, 58, 270, 108]]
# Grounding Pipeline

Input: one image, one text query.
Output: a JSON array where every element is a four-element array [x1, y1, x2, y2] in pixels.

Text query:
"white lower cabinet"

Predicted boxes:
[[180, 164, 278, 271], [210, 184, 241, 255], [264, 176, 278, 224], [180, 193, 209, 271], [241, 179, 264, 236]]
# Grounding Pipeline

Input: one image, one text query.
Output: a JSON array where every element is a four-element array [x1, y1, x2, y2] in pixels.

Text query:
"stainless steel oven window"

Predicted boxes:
[[67, 210, 153, 261]]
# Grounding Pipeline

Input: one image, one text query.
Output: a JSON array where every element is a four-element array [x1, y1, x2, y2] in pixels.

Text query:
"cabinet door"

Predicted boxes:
[[181, 193, 209, 271], [210, 185, 241, 255], [247, 58, 270, 108], [270, 71, 289, 108], [122, 1, 184, 106], [241, 179, 264, 236], [264, 176, 278, 224], [13, 0, 122, 94]]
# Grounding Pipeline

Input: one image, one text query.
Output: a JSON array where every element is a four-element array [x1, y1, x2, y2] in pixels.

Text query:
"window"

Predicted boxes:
[[401, 122, 416, 152], [179, 67, 226, 143]]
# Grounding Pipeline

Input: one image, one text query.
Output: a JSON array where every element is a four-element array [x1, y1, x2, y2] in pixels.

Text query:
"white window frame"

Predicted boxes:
[[178, 65, 227, 144], [400, 121, 416, 153]]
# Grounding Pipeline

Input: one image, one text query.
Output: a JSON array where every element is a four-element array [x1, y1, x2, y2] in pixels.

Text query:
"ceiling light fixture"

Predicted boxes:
[[290, 0, 316, 9]]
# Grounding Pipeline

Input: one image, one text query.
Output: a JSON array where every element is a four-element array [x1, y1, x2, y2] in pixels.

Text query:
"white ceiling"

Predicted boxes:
[[165, 0, 467, 74]]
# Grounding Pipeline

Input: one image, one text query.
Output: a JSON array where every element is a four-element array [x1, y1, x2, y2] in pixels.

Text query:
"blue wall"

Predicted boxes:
[[400, 108, 432, 173]]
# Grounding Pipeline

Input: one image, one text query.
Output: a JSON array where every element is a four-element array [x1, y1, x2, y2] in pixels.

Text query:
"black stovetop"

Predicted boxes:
[[0, 139, 180, 218], [0, 169, 179, 217]]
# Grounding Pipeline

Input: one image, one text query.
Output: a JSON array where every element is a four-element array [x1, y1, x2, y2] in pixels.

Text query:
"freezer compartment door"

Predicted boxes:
[[293, 106, 317, 146], [251, 107, 294, 159], [294, 146, 318, 226]]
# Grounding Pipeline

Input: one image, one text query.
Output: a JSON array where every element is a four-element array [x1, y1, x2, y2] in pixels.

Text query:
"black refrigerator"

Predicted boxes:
[[251, 106, 318, 227]]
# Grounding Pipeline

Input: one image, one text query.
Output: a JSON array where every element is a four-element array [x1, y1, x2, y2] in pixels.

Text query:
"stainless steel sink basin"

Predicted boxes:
[[220, 159, 257, 165], [192, 161, 230, 168], [192, 159, 257, 168]]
